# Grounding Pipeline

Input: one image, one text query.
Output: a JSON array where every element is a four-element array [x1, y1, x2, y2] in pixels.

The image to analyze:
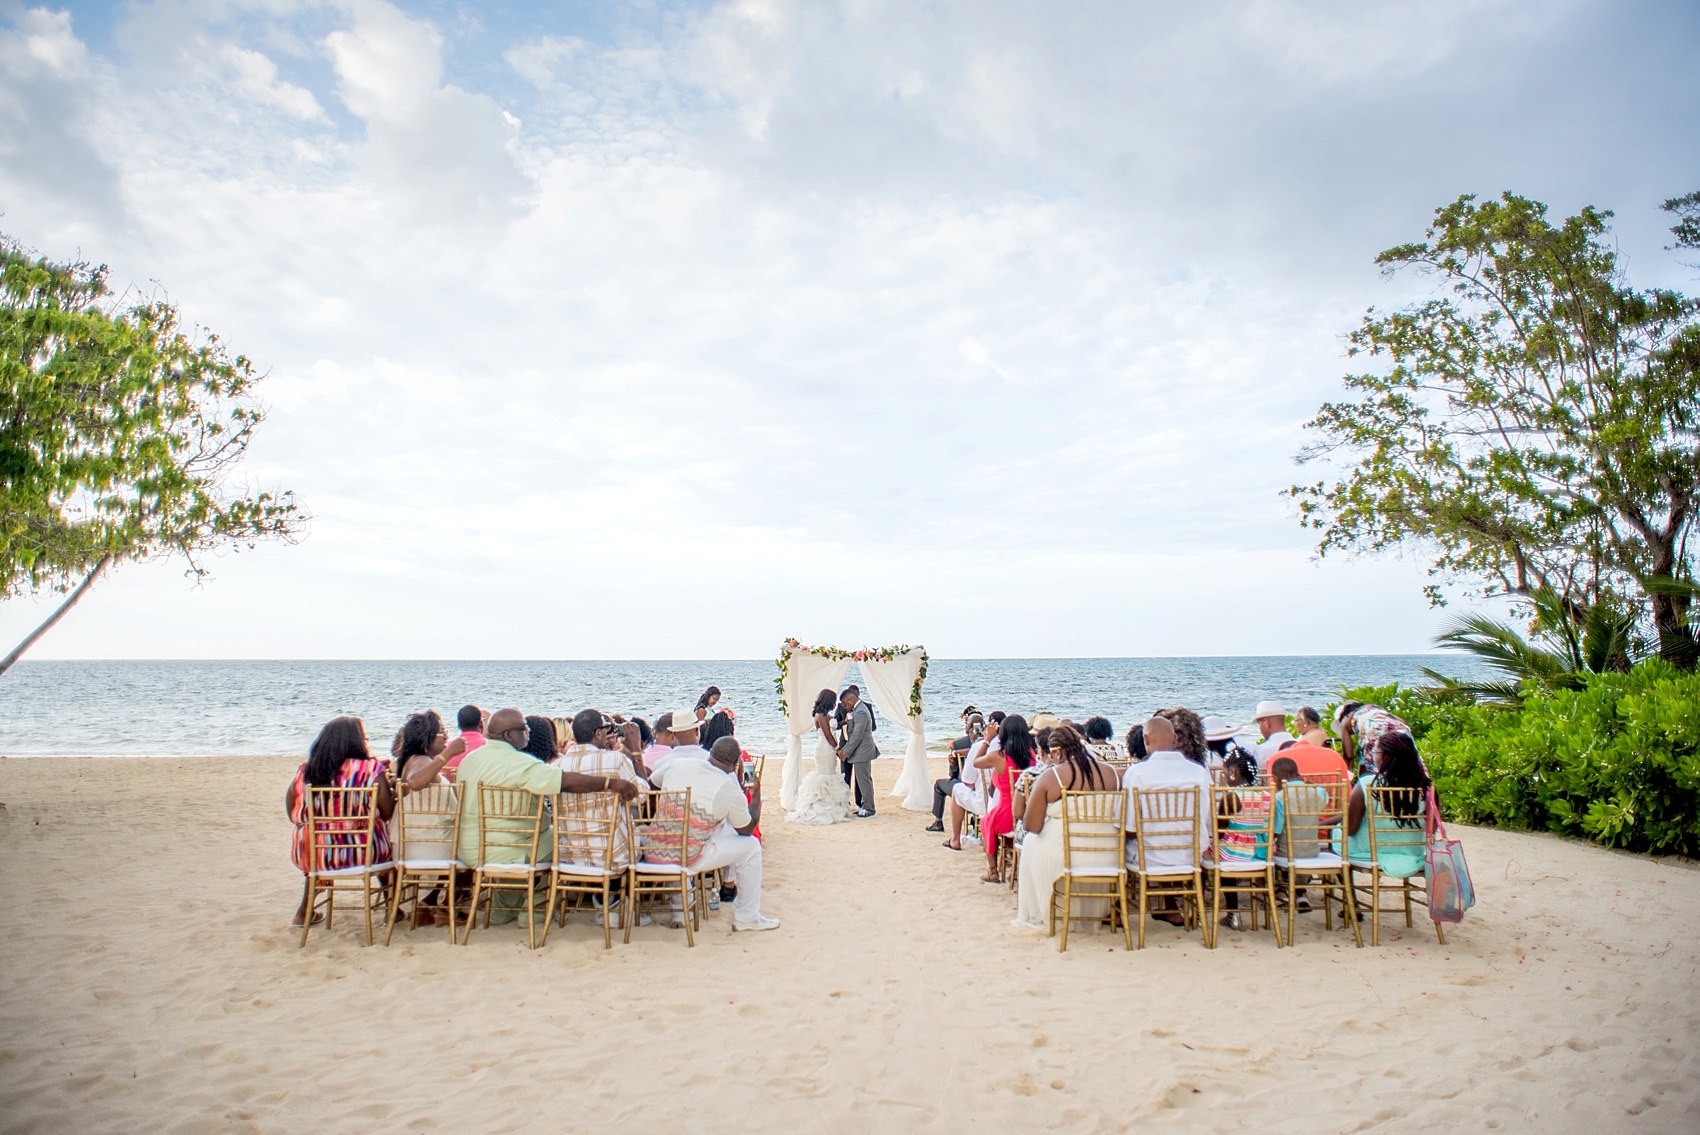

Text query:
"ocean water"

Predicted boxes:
[[0, 656, 1486, 759]]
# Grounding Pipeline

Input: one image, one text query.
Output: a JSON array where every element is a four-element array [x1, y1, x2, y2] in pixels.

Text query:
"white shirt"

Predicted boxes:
[[1255, 731, 1296, 763], [649, 742, 707, 775], [1121, 750, 1212, 870], [650, 757, 750, 833]]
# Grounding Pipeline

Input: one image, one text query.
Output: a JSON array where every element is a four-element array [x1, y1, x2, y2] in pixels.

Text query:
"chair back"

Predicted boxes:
[[553, 791, 625, 872], [396, 783, 459, 865], [1059, 790, 1126, 868], [303, 786, 382, 873], [632, 789, 699, 867], [1211, 785, 1275, 866], [1130, 786, 1204, 872], [1275, 782, 1337, 861], [1364, 786, 1427, 861], [475, 785, 547, 868]]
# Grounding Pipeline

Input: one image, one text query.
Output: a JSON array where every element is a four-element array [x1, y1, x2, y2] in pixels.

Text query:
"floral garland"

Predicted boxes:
[[775, 638, 928, 720]]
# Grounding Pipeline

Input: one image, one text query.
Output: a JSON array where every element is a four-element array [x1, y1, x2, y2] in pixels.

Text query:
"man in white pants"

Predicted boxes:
[[650, 737, 779, 932]]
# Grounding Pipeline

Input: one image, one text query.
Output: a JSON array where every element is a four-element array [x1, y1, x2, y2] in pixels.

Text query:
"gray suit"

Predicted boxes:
[[841, 700, 879, 813]]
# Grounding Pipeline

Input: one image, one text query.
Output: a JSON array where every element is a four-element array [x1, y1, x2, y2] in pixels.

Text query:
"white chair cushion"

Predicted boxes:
[[1273, 854, 1343, 870], [1131, 865, 1199, 878], [1061, 865, 1124, 878], [632, 860, 694, 875], [399, 858, 465, 871], [309, 860, 393, 878], [554, 862, 619, 878], [1205, 856, 1271, 873], [478, 862, 547, 875]]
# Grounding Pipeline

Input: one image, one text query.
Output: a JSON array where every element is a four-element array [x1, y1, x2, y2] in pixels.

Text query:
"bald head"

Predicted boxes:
[[1143, 716, 1176, 752], [487, 708, 528, 747]]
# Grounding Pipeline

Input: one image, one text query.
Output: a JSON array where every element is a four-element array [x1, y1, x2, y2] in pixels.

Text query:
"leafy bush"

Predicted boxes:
[[1333, 661, 1700, 856]]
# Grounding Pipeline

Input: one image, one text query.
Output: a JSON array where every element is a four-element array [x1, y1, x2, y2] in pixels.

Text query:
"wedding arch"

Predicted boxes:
[[774, 640, 931, 812]]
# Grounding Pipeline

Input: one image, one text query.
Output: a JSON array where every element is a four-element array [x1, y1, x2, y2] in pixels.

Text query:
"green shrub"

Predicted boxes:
[[1332, 661, 1700, 856]]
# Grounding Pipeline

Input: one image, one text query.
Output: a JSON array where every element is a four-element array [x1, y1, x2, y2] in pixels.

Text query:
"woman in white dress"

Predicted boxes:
[[787, 689, 856, 825], [1014, 724, 1123, 932]]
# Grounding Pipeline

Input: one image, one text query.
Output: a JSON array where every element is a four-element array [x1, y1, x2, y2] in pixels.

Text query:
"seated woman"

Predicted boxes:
[[1293, 706, 1331, 749], [1342, 731, 1429, 877], [1012, 736, 1063, 831], [393, 710, 453, 792], [1013, 724, 1122, 931], [522, 714, 559, 762], [286, 716, 395, 927], [1083, 716, 1118, 762], [976, 715, 1036, 883]]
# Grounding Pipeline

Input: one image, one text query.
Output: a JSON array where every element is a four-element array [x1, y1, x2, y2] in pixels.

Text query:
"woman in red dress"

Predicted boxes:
[[979, 714, 1035, 883]]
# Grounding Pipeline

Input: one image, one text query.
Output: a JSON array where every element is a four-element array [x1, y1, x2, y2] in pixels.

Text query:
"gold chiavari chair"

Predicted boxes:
[[1127, 786, 1206, 949], [384, 783, 463, 945], [461, 786, 550, 949], [1346, 785, 1442, 945], [627, 789, 699, 946], [541, 791, 626, 950], [299, 785, 393, 948], [1052, 789, 1131, 952], [1272, 781, 1362, 948], [1204, 784, 1280, 949]]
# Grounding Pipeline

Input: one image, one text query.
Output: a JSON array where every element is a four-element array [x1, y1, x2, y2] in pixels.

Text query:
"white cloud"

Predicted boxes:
[[0, 0, 1691, 661]]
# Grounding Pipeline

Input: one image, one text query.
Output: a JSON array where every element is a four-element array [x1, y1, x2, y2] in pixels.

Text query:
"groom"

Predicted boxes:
[[837, 686, 879, 819]]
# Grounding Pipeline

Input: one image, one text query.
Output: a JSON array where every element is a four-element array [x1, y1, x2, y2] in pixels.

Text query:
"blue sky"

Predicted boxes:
[[1, 0, 1697, 660]]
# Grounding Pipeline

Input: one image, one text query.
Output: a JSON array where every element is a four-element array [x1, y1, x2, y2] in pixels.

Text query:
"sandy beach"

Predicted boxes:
[[1, 754, 1696, 1134]]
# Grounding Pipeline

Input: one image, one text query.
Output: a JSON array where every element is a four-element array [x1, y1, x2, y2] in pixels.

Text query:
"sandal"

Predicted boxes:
[[942, 838, 962, 851], [290, 911, 326, 928]]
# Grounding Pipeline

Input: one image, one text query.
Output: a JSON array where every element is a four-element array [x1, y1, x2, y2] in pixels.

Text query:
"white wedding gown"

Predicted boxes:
[[787, 734, 856, 825]]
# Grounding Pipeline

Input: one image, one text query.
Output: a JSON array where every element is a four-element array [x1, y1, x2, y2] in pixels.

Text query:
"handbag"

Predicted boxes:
[[1424, 787, 1475, 923]]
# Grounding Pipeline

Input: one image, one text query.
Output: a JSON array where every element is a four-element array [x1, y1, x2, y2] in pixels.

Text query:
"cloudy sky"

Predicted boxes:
[[2, 0, 1696, 660]]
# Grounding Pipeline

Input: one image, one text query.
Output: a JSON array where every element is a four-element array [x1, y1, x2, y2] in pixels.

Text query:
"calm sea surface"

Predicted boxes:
[[0, 657, 1486, 759]]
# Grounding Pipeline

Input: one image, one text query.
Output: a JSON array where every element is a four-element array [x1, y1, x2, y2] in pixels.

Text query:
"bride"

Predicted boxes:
[[787, 689, 856, 825]]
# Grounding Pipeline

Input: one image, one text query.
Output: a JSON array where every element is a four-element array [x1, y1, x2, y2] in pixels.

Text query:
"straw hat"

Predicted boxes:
[[669, 713, 701, 735], [1202, 715, 1239, 742], [1029, 712, 1061, 732], [1252, 700, 1287, 722]]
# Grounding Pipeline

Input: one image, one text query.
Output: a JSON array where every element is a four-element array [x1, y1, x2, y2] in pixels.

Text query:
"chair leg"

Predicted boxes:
[[601, 881, 613, 951], [1118, 876, 1132, 951], [298, 877, 316, 948], [1342, 871, 1363, 948], [1135, 875, 1147, 950], [462, 876, 482, 945], [1058, 879, 1071, 953], [624, 876, 638, 945], [680, 880, 695, 947], [540, 876, 560, 948], [383, 875, 403, 947]]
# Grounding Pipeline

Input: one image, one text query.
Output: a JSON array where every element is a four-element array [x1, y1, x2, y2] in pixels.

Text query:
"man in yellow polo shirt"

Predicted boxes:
[[453, 707, 640, 868]]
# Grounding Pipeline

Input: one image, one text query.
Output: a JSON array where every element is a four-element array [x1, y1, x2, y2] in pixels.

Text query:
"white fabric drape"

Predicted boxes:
[[779, 652, 852, 810], [859, 652, 930, 812]]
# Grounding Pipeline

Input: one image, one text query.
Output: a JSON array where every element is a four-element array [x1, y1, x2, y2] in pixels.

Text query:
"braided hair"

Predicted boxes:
[[1050, 724, 1111, 790]]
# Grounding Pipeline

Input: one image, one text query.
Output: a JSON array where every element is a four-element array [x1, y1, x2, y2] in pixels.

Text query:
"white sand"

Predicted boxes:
[[1, 755, 1696, 1133]]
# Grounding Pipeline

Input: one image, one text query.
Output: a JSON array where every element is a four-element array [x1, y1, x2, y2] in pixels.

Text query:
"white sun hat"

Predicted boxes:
[[1252, 700, 1287, 721], [1202, 715, 1240, 742]]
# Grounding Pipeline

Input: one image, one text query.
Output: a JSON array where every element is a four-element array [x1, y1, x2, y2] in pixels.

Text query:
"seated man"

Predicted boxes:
[[648, 712, 707, 774], [440, 703, 487, 779], [1122, 717, 1212, 869], [555, 709, 649, 859], [454, 708, 641, 872], [929, 713, 984, 832], [648, 737, 779, 932]]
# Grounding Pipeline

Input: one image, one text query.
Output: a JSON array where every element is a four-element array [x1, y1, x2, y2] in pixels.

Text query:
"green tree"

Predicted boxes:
[[1289, 192, 1700, 668], [0, 239, 304, 674]]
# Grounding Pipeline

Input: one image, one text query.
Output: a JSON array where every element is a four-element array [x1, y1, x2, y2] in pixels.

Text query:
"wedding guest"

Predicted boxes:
[[1252, 701, 1296, 762], [1084, 716, 1117, 761], [1122, 716, 1212, 924], [1293, 706, 1331, 749], [1204, 715, 1258, 773], [648, 736, 779, 932], [702, 708, 738, 750], [1125, 724, 1147, 762], [441, 704, 487, 779], [452, 709, 640, 872], [286, 716, 395, 927], [1013, 724, 1121, 931], [521, 714, 559, 762], [977, 714, 1035, 883], [694, 686, 722, 722], [1158, 707, 1210, 767], [1342, 732, 1430, 877], [643, 713, 675, 770], [554, 709, 648, 900], [1333, 702, 1414, 775], [393, 710, 454, 792], [651, 712, 708, 774], [929, 713, 983, 833], [1213, 751, 1268, 930], [942, 727, 991, 849]]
